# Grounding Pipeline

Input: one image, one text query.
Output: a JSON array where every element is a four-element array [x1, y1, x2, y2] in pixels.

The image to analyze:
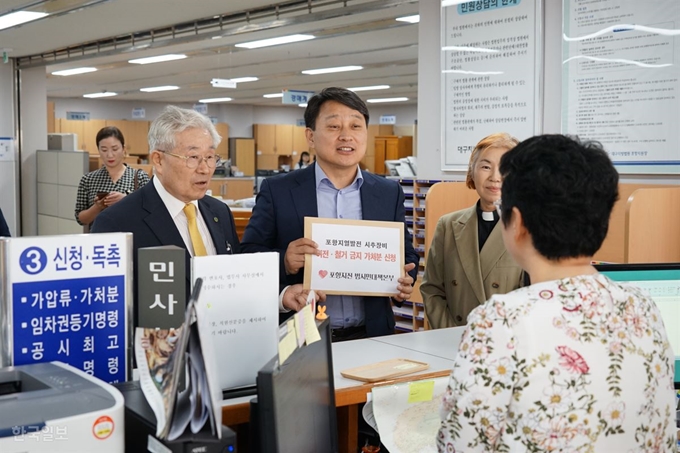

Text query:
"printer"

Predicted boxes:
[[0, 362, 124, 453]]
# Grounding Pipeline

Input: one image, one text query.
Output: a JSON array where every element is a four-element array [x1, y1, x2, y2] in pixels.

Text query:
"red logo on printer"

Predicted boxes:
[[93, 415, 114, 440]]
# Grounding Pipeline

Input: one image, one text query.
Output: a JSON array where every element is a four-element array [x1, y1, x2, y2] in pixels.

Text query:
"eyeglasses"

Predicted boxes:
[[494, 199, 502, 216], [157, 150, 221, 169]]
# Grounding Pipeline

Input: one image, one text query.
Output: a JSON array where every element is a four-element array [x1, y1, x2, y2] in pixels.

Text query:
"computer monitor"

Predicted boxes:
[[595, 263, 680, 386], [250, 319, 338, 453]]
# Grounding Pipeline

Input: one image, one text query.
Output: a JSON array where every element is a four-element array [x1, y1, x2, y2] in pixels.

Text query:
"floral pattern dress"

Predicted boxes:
[[437, 274, 676, 453]]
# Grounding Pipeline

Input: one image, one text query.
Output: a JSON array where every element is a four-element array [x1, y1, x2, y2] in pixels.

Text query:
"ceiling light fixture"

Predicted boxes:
[[140, 85, 180, 92], [348, 85, 390, 92], [199, 97, 233, 103], [83, 92, 118, 98], [366, 97, 409, 103], [51, 67, 97, 76], [235, 34, 315, 49], [129, 54, 187, 65], [396, 15, 420, 23], [441, 0, 467, 7], [0, 11, 48, 31], [228, 77, 258, 83], [302, 65, 363, 75], [263, 93, 283, 98]]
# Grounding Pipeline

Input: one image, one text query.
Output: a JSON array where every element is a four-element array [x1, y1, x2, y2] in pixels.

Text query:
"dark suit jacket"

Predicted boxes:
[[241, 163, 419, 337], [0, 208, 10, 237], [91, 179, 240, 323]]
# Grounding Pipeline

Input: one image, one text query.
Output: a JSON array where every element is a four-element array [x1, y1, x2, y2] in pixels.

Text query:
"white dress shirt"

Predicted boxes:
[[152, 177, 217, 256]]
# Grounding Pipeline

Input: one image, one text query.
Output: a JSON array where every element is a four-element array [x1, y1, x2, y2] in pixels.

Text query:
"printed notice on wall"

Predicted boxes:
[[562, 1, 680, 174], [442, 0, 541, 171]]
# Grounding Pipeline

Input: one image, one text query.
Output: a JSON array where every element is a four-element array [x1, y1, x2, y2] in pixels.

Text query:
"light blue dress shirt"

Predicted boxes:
[[315, 164, 365, 329]]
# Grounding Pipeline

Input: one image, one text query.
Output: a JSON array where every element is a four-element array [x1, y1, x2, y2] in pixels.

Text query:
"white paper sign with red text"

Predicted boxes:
[[303, 217, 405, 296]]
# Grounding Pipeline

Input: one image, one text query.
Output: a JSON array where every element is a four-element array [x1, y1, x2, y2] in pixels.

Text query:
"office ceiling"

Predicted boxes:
[[1, 0, 421, 106]]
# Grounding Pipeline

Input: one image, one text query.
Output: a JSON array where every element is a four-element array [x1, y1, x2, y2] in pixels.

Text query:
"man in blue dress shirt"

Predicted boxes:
[[241, 87, 419, 340]]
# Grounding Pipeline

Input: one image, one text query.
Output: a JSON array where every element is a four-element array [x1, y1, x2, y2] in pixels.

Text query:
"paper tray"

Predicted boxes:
[[340, 358, 429, 382]]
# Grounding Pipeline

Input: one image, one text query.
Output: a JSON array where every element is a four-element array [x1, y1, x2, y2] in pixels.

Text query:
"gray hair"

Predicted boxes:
[[148, 105, 221, 152]]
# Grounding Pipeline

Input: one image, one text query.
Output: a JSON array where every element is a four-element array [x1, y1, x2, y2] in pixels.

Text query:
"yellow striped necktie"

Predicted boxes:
[[183, 203, 207, 257]]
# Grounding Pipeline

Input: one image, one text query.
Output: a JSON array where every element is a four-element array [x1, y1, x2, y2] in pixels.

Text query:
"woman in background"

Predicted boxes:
[[437, 135, 676, 452], [294, 151, 311, 170], [75, 126, 150, 226], [420, 133, 524, 328]]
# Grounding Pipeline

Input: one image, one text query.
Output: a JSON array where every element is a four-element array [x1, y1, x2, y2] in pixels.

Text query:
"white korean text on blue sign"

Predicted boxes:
[[7, 234, 130, 383]]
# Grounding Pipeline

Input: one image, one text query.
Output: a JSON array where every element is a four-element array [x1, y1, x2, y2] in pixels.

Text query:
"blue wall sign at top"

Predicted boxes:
[[283, 90, 315, 105], [458, 0, 521, 15], [3, 233, 131, 384]]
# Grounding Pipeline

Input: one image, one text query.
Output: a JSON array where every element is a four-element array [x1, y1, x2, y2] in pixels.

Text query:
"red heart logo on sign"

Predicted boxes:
[[318, 270, 328, 279]]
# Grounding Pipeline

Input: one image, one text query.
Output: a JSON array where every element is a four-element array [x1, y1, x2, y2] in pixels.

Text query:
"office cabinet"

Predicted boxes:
[[256, 155, 280, 171], [292, 125, 308, 154], [374, 135, 413, 175], [254, 124, 276, 155], [105, 120, 150, 156], [52, 115, 230, 166], [253, 124, 295, 155], [275, 125, 293, 155], [253, 124, 298, 170], [83, 120, 107, 154], [229, 138, 255, 176], [215, 122, 229, 159], [47, 101, 55, 134], [361, 124, 393, 172], [56, 118, 106, 154], [208, 178, 254, 200]]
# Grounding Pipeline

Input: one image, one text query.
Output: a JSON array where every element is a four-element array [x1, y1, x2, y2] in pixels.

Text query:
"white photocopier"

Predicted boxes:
[[0, 361, 124, 453]]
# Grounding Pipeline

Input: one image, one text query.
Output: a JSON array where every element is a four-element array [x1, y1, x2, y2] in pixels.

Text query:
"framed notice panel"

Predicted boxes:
[[442, 0, 543, 171], [562, 0, 680, 174]]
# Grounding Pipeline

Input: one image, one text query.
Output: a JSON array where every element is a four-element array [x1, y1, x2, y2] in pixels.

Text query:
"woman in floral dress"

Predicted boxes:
[[437, 134, 676, 452]]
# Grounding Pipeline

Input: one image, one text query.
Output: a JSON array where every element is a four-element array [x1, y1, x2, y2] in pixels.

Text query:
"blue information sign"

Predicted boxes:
[[12, 276, 126, 383], [283, 89, 315, 105], [1, 233, 132, 383]]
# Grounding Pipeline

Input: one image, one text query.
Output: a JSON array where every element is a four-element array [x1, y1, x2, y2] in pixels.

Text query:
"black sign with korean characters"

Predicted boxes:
[[137, 246, 186, 329]]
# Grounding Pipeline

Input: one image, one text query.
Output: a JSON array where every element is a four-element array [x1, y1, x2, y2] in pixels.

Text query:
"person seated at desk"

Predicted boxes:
[[241, 87, 419, 340], [75, 126, 150, 227], [437, 135, 676, 452], [92, 106, 311, 320], [294, 151, 311, 170], [420, 133, 524, 329]]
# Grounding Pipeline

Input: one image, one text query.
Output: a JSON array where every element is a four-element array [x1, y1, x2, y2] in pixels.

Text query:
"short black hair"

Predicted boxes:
[[96, 126, 125, 148], [304, 87, 369, 130], [499, 134, 619, 260]]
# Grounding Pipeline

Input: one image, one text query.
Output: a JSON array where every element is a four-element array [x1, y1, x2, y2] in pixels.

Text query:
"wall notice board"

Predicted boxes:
[[441, 0, 543, 171], [562, 0, 680, 174]]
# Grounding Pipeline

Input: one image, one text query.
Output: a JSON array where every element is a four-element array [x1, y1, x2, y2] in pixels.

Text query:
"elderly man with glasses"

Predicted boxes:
[[92, 106, 314, 324]]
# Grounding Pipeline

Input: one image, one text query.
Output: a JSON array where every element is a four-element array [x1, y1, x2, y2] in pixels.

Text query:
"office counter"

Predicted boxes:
[[333, 328, 463, 452], [228, 207, 252, 241], [368, 326, 464, 361], [221, 327, 464, 452]]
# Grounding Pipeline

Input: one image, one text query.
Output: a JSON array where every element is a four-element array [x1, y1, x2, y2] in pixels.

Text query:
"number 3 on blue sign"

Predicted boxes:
[[19, 247, 47, 275]]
